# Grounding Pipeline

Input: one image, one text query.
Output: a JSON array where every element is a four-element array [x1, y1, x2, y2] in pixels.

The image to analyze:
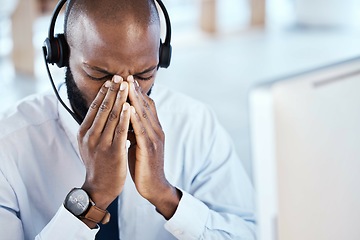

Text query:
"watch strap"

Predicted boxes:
[[82, 204, 111, 224]]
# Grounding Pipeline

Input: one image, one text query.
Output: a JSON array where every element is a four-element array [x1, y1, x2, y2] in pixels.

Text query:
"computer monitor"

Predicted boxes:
[[249, 57, 360, 240]]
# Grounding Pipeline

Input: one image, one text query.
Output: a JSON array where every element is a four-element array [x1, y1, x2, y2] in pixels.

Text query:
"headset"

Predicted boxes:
[[42, 0, 172, 124]]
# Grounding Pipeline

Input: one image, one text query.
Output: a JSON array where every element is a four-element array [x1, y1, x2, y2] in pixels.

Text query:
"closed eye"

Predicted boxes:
[[135, 75, 153, 81], [86, 73, 113, 81]]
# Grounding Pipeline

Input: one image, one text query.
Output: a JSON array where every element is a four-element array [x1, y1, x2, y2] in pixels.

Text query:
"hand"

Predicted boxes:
[[77, 75, 130, 210], [127, 76, 181, 219]]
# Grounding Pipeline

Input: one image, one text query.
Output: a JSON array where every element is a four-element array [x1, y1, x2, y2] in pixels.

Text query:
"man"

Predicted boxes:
[[0, 0, 255, 239]]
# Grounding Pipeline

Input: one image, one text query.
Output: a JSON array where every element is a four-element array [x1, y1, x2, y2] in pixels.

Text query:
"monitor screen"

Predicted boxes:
[[249, 57, 360, 240]]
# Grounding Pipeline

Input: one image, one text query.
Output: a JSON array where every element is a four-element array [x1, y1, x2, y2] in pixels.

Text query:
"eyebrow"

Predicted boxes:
[[83, 63, 157, 76]]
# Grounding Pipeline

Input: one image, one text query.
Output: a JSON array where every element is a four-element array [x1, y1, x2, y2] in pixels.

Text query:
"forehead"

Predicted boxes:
[[69, 15, 160, 69]]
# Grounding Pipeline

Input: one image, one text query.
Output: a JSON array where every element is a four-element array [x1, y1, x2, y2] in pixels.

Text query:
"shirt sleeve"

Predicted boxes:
[[164, 107, 256, 239], [1, 162, 98, 240], [36, 205, 99, 240], [165, 191, 255, 240], [0, 168, 25, 240]]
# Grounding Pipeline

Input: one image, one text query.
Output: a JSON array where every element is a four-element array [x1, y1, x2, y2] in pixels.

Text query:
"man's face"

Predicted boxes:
[[66, 16, 160, 120]]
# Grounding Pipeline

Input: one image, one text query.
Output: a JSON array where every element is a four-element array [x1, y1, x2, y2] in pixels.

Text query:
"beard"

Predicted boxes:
[[65, 67, 153, 125], [65, 67, 89, 123]]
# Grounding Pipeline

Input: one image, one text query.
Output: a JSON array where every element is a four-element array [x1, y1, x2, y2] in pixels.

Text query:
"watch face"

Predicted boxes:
[[65, 188, 90, 216]]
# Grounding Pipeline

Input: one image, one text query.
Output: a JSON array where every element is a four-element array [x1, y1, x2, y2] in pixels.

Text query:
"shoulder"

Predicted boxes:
[[0, 90, 58, 140], [152, 84, 214, 121], [151, 84, 219, 143]]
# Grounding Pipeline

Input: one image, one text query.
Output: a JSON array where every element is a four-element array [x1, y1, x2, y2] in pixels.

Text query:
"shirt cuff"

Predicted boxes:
[[164, 190, 209, 240], [37, 205, 99, 240]]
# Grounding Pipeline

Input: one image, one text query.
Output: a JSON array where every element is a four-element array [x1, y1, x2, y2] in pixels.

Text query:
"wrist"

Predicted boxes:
[[81, 184, 115, 210], [152, 185, 182, 220], [64, 188, 111, 228]]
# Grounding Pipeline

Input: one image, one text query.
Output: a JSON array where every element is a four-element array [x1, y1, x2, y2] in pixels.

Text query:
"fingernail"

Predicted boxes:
[[113, 75, 122, 83], [122, 102, 129, 111], [105, 80, 111, 88], [135, 80, 139, 87], [120, 82, 127, 91], [131, 106, 136, 114], [127, 75, 134, 82]]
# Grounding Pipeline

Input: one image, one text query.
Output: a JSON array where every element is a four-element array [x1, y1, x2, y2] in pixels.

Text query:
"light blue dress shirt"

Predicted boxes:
[[0, 83, 255, 239]]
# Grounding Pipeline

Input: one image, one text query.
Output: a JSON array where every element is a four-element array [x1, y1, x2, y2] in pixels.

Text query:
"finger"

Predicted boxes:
[[79, 81, 109, 133], [129, 105, 151, 152], [113, 102, 131, 152], [132, 85, 165, 146], [143, 93, 162, 131], [102, 81, 129, 143], [128, 77, 158, 137], [90, 75, 122, 135]]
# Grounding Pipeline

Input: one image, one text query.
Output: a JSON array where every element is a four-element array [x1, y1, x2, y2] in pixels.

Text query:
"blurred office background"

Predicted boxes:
[[1, 0, 360, 180]]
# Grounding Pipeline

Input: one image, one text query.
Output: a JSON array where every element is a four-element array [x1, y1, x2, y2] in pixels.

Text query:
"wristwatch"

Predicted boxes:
[[64, 188, 110, 224]]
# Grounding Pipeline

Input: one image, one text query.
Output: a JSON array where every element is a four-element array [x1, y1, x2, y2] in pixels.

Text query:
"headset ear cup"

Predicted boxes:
[[55, 34, 69, 68], [44, 37, 58, 65], [43, 34, 69, 68], [159, 41, 172, 68]]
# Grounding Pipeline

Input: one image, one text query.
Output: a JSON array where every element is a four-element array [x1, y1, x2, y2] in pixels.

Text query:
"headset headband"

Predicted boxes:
[[45, 0, 172, 68]]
